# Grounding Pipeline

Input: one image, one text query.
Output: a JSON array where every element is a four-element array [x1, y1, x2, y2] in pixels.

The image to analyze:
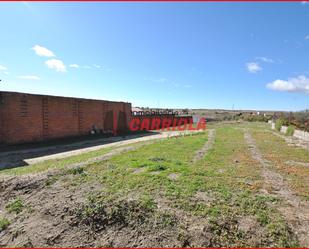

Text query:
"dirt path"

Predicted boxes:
[[244, 129, 309, 246], [192, 129, 216, 163]]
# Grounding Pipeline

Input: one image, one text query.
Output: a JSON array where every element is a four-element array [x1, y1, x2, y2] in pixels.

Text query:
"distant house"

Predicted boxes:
[[132, 107, 143, 113]]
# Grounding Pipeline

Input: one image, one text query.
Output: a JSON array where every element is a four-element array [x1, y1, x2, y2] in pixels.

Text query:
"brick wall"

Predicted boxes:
[[0, 91, 132, 145]]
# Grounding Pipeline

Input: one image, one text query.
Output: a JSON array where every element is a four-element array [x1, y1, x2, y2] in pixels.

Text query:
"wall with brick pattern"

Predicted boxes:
[[0, 91, 132, 145]]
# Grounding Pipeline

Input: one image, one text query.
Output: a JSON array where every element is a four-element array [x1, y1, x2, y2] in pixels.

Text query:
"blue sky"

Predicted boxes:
[[0, 2, 309, 111]]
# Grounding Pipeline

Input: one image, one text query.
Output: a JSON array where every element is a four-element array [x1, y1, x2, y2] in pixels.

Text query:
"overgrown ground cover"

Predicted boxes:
[[0, 123, 307, 247]]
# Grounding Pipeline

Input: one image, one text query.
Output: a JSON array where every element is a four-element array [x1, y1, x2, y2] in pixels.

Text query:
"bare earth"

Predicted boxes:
[[192, 129, 216, 163]]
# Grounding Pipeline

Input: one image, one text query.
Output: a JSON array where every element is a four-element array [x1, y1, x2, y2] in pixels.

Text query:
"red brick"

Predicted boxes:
[[0, 91, 132, 145]]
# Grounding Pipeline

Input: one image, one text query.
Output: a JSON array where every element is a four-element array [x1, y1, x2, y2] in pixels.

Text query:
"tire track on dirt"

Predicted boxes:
[[192, 129, 216, 163], [244, 129, 309, 246]]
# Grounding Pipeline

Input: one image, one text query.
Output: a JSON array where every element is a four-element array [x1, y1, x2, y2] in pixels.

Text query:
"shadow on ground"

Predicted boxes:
[[0, 131, 158, 170]]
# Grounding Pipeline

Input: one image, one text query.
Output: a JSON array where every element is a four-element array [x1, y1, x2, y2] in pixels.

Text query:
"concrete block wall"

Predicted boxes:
[[294, 129, 309, 142], [271, 122, 309, 142], [0, 91, 131, 145], [271, 123, 275, 130], [280, 126, 288, 133]]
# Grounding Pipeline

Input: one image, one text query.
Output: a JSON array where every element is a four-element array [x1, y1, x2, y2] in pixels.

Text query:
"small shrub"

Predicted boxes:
[[45, 175, 59, 186], [0, 216, 10, 232], [66, 167, 85, 175], [76, 195, 155, 231], [275, 119, 284, 131], [286, 125, 295, 136], [149, 164, 167, 172], [149, 157, 166, 162], [6, 198, 24, 214]]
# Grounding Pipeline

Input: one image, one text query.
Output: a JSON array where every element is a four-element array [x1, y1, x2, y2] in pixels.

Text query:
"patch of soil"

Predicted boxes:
[[237, 216, 259, 233], [167, 173, 180, 180], [132, 168, 146, 174], [149, 171, 160, 175], [285, 160, 309, 167], [192, 129, 216, 163], [194, 191, 216, 203]]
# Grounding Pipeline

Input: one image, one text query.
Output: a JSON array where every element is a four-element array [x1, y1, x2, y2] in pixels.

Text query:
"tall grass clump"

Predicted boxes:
[[286, 125, 295, 136]]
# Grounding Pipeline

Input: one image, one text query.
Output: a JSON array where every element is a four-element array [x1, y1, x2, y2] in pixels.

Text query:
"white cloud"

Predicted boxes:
[[69, 64, 79, 68], [305, 35, 309, 40], [0, 65, 8, 71], [32, 45, 55, 57], [94, 64, 101, 68], [256, 57, 274, 63], [246, 62, 262, 73], [45, 59, 66, 72], [266, 75, 309, 94], [17, 75, 40, 80]]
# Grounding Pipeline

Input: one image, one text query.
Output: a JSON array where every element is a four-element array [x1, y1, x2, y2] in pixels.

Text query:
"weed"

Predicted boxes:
[[266, 216, 299, 247], [45, 175, 59, 186], [76, 195, 156, 231], [66, 167, 86, 175], [149, 157, 166, 162], [0, 216, 10, 232], [275, 119, 285, 131], [286, 125, 295, 136], [6, 198, 24, 214], [155, 211, 177, 227], [148, 164, 167, 172]]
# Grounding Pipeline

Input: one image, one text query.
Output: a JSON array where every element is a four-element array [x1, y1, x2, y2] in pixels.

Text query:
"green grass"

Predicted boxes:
[[286, 125, 295, 136], [0, 138, 163, 176], [86, 132, 209, 197], [6, 198, 25, 214], [275, 119, 285, 131], [0, 216, 10, 232]]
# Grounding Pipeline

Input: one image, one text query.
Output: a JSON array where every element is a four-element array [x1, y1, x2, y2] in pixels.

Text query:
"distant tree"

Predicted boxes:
[[182, 109, 189, 114]]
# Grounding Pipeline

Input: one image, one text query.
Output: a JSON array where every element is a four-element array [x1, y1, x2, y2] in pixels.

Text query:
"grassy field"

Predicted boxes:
[[0, 122, 308, 247]]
